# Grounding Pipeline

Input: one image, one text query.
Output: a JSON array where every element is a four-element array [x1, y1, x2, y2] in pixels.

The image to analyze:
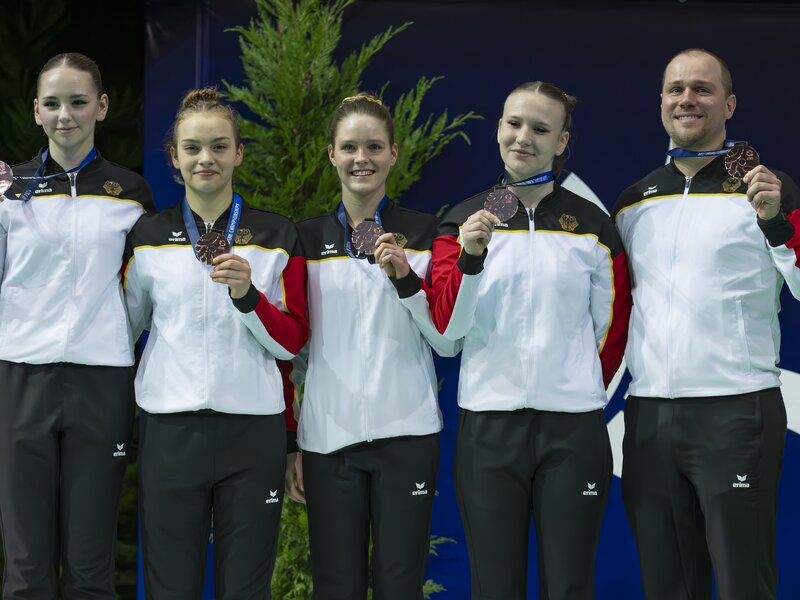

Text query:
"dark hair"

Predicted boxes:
[[328, 92, 394, 146], [165, 87, 242, 156], [663, 48, 733, 97], [506, 81, 577, 178], [37, 53, 104, 97]]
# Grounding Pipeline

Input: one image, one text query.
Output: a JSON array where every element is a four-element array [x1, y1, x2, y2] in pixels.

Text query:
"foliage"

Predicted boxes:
[[272, 500, 314, 599], [224, 0, 480, 220]]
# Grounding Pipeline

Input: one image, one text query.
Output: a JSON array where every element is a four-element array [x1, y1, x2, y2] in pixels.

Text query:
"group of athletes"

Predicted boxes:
[[0, 47, 798, 600]]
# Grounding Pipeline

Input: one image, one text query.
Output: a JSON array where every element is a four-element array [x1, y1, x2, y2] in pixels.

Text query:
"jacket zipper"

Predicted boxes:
[[667, 176, 692, 397], [526, 207, 536, 408], [203, 221, 211, 408], [63, 172, 79, 360]]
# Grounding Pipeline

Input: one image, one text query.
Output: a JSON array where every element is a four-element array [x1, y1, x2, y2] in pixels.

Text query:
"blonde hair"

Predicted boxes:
[[328, 92, 394, 146]]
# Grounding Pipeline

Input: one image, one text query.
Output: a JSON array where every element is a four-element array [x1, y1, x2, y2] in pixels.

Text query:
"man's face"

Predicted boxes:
[[660, 52, 736, 150]]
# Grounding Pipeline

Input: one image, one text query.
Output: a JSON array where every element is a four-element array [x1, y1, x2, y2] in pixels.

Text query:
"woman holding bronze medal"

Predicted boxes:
[[0, 53, 154, 598], [288, 93, 460, 599], [123, 88, 309, 599], [431, 82, 632, 599]]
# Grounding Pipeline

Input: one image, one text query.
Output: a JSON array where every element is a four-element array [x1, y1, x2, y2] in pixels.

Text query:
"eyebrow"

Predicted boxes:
[[40, 94, 91, 100], [338, 139, 386, 144], [179, 137, 233, 143]]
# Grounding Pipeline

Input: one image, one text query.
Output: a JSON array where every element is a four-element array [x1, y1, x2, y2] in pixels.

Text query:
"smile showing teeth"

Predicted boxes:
[[351, 170, 374, 176], [677, 115, 700, 121]]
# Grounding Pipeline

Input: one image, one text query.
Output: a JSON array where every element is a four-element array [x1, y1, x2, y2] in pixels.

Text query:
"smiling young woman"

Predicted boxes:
[[123, 87, 309, 599], [430, 81, 632, 600], [287, 93, 460, 600], [0, 52, 154, 599]]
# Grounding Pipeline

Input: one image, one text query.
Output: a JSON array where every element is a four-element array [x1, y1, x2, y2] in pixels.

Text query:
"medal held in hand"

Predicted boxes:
[[484, 187, 518, 222], [194, 231, 231, 265], [351, 219, 385, 255], [0, 161, 12, 196], [724, 145, 760, 179]]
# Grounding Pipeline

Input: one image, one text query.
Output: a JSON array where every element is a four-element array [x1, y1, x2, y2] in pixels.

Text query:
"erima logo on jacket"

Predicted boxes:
[[113, 443, 126, 457], [583, 482, 598, 496], [412, 482, 428, 496], [266, 490, 280, 504], [169, 231, 187, 242], [321, 242, 338, 256]]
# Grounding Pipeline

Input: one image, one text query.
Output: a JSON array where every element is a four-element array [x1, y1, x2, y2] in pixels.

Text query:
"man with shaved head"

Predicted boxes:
[[613, 49, 800, 599]]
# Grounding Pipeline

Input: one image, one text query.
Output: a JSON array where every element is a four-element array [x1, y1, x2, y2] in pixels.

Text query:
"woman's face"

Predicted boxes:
[[497, 91, 569, 183], [34, 67, 108, 160], [171, 113, 243, 201], [328, 114, 397, 203]]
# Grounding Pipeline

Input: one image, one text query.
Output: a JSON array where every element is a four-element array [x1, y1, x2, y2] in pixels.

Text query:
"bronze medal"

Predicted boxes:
[[195, 231, 231, 265], [0, 161, 13, 196], [724, 145, 760, 179], [484, 187, 518, 222], [351, 219, 385, 255]]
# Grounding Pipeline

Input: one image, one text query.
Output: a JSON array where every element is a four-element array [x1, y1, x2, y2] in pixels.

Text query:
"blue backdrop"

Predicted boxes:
[[140, 1, 800, 598]]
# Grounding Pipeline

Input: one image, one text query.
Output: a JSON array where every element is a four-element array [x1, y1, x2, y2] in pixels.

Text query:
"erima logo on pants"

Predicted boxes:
[[412, 482, 428, 496], [266, 490, 280, 504], [583, 482, 598, 496], [732, 474, 751, 488], [113, 443, 126, 457]]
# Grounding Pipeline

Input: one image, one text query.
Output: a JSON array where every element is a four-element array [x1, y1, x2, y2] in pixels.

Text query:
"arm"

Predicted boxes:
[[591, 226, 632, 388], [374, 232, 461, 357], [0, 216, 7, 288], [221, 251, 310, 360], [122, 236, 153, 342], [429, 210, 495, 340], [747, 167, 800, 300]]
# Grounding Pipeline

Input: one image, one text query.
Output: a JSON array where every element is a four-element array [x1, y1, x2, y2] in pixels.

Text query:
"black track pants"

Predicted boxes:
[[303, 434, 440, 600], [138, 410, 287, 600], [455, 408, 612, 600], [0, 360, 134, 600], [622, 389, 786, 600]]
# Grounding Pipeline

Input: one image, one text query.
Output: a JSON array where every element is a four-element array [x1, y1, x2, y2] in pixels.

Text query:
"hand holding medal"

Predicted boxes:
[[210, 252, 253, 299], [374, 231, 410, 279]]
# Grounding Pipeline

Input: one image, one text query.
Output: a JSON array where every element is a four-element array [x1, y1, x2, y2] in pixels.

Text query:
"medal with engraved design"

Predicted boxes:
[[194, 231, 231, 265], [484, 187, 518, 222], [0, 161, 13, 196], [352, 219, 385, 255], [724, 144, 760, 179]]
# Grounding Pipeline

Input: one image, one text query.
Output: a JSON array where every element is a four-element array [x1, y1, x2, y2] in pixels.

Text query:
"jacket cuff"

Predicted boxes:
[[390, 270, 423, 298], [286, 430, 299, 454], [757, 211, 793, 247], [457, 248, 487, 275], [231, 283, 260, 313]]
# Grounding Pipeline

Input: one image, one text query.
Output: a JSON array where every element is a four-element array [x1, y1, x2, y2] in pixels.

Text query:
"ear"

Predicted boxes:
[[390, 143, 398, 166], [556, 130, 570, 156], [496, 117, 503, 144], [33, 98, 42, 126], [234, 143, 244, 167], [170, 146, 180, 170], [327, 144, 336, 165], [725, 93, 737, 121], [96, 93, 109, 122]]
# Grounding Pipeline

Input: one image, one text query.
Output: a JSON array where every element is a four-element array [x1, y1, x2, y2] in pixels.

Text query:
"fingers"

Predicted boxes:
[[374, 238, 410, 279], [743, 166, 782, 219], [284, 452, 306, 504], [462, 209, 498, 256]]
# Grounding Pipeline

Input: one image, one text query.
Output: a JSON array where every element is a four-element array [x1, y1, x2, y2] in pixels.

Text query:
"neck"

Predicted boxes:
[[186, 188, 233, 224], [342, 189, 384, 227], [48, 142, 93, 171], [513, 181, 554, 209], [671, 134, 725, 178], [673, 155, 716, 178]]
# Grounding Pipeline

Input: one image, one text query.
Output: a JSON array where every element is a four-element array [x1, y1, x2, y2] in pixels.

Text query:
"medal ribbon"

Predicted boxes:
[[337, 195, 389, 258], [181, 192, 244, 252], [8, 147, 97, 202], [666, 139, 742, 159], [501, 170, 554, 187]]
